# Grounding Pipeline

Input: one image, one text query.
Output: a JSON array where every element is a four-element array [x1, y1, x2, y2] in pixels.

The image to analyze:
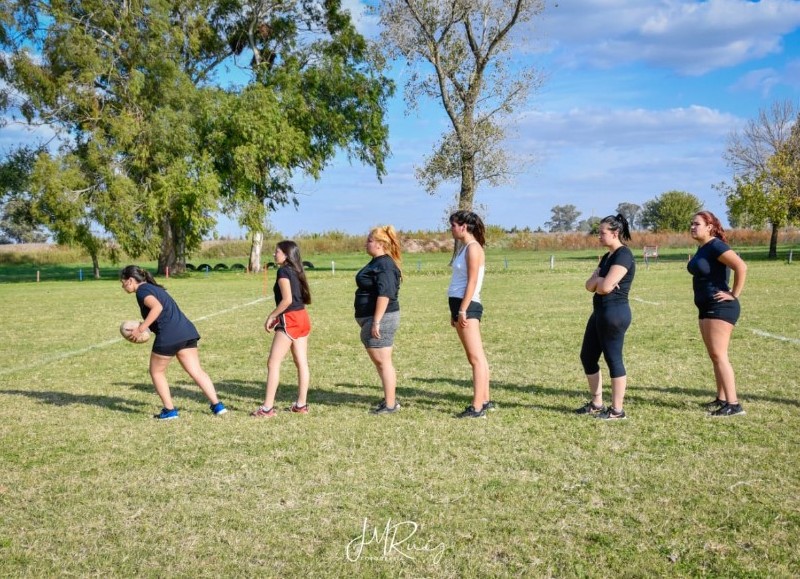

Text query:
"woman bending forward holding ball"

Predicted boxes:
[[120, 265, 227, 420], [448, 210, 492, 419]]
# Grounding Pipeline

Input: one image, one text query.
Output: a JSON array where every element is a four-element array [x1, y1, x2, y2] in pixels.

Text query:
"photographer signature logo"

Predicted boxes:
[[346, 518, 446, 564]]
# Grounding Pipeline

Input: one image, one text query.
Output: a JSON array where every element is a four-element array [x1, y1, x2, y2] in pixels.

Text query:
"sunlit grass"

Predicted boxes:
[[0, 255, 798, 576]]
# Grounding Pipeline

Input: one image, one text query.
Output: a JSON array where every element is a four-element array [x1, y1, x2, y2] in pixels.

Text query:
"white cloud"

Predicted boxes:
[[0, 120, 58, 153], [541, 0, 800, 75], [341, 0, 380, 38], [515, 104, 739, 149]]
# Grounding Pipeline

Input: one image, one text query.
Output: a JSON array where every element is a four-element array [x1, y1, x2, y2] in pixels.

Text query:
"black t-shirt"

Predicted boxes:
[[354, 255, 401, 318], [687, 237, 732, 306], [274, 265, 305, 312], [136, 283, 200, 348], [593, 245, 635, 309]]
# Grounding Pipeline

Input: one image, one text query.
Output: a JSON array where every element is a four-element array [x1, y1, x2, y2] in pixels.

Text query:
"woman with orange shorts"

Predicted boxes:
[[251, 240, 312, 418]]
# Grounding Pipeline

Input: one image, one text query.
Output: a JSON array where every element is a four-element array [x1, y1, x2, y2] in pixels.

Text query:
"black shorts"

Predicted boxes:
[[697, 299, 740, 325], [449, 297, 483, 322], [153, 338, 199, 357]]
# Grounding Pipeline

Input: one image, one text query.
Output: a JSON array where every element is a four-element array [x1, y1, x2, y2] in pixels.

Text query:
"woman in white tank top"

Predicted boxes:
[[448, 210, 492, 419]]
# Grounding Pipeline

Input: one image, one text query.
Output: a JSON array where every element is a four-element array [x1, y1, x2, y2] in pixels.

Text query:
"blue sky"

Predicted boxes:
[[262, 0, 800, 236], [3, 0, 800, 237]]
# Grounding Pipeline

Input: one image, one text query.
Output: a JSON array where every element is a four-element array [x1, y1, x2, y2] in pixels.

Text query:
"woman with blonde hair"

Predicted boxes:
[[355, 225, 403, 414]]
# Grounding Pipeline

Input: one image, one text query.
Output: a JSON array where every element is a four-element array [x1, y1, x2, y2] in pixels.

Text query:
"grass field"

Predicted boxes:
[[1, 250, 799, 577]]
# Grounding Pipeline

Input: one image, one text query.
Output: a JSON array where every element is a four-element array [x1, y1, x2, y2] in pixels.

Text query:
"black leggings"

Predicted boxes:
[[580, 304, 631, 379]]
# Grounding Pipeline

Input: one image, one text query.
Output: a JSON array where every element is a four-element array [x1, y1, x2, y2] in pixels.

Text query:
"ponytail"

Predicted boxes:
[[120, 265, 164, 288], [370, 225, 403, 278], [600, 214, 632, 242]]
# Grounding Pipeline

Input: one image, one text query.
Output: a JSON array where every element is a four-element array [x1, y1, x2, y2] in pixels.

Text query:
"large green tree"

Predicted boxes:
[[376, 0, 546, 212], [2, 0, 392, 274], [640, 190, 702, 232], [206, 0, 393, 271], [2, 0, 222, 274], [721, 100, 798, 258]]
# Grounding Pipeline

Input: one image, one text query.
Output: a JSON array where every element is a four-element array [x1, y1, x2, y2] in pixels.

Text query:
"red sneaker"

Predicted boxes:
[[290, 403, 309, 414], [251, 406, 276, 418]]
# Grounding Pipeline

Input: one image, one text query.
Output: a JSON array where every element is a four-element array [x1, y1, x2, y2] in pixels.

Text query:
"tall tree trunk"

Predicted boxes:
[[91, 251, 100, 279], [158, 216, 176, 275], [769, 222, 779, 259], [249, 230, 263, 273], [459, 142, 476, 211], [157, 217, 187, 275]]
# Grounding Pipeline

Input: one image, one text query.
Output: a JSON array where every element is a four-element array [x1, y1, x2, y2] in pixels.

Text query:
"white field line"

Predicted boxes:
[[750, 329, 800, 346], [626, 300, 799, 346], [632, 297, 661, 305], [0, 297, 267, 378]]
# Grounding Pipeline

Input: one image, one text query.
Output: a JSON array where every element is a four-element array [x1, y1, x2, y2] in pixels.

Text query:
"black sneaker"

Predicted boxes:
[[704, 397, 727, 411], [710, 403, 745, 417], [575, 401, 606, 415], [456, 405, 487, 419], [371, 401, 400, 415], [597, 407, 626, 420], [482, 401, 497, 412]]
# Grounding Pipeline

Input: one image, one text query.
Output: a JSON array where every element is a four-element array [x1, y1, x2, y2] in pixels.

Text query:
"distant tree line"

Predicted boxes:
[[544, 191, 703, 235], [544, 100, 799, 259]]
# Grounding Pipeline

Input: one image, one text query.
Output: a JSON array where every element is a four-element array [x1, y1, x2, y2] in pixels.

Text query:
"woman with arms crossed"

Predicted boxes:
[[688, 211, 747, 417], [120, 265, 227, 420], [251, 240, 312, 418], [355, 225, 403, 414], [448, 210, 492, 419], [577, 214, 635, 420]]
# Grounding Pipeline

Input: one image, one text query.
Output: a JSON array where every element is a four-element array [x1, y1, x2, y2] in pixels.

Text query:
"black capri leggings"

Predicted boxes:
[[580, 304, 632, 379]]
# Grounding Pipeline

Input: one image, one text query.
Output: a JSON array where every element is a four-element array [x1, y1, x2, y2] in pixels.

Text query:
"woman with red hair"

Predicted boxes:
[[688, 211, 748, 417]]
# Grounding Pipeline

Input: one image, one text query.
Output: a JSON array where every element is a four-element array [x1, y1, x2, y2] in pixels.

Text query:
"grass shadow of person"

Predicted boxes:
[[1, 389, 145, 414]]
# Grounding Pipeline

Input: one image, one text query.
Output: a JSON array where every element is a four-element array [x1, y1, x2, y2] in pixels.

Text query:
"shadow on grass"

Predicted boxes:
[[627, 383, 799, 409], [1, 389, 145, 413]]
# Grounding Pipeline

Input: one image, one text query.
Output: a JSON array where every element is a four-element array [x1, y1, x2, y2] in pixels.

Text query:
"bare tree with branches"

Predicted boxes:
[[376, 0, 547, 212]]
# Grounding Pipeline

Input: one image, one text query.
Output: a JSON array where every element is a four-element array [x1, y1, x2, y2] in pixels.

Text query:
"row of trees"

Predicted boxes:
[[545, 191, 703, 234]]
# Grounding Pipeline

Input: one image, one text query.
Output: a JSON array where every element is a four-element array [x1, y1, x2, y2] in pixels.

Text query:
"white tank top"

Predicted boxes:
[[447, 241, 484, 303]]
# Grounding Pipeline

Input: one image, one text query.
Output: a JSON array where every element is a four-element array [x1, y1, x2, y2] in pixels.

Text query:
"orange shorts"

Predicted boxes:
[[275, 309, 311, 340]]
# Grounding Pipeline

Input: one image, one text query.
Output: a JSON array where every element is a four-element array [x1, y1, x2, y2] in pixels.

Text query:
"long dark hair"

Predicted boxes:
[[120, 265, 164, 288], [449, 210, 486, 247], [694, 211, 727, 243], [600, 214, 632, 243], [276, 240, 311, 305]]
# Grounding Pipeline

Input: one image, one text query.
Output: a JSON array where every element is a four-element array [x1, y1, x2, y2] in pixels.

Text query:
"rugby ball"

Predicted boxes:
[[120, 320, 151, 344]]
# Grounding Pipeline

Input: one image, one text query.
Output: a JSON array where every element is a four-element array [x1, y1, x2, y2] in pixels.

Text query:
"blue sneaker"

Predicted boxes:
[[154, 407, 179, 420], [210, 401, 227, 415]]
